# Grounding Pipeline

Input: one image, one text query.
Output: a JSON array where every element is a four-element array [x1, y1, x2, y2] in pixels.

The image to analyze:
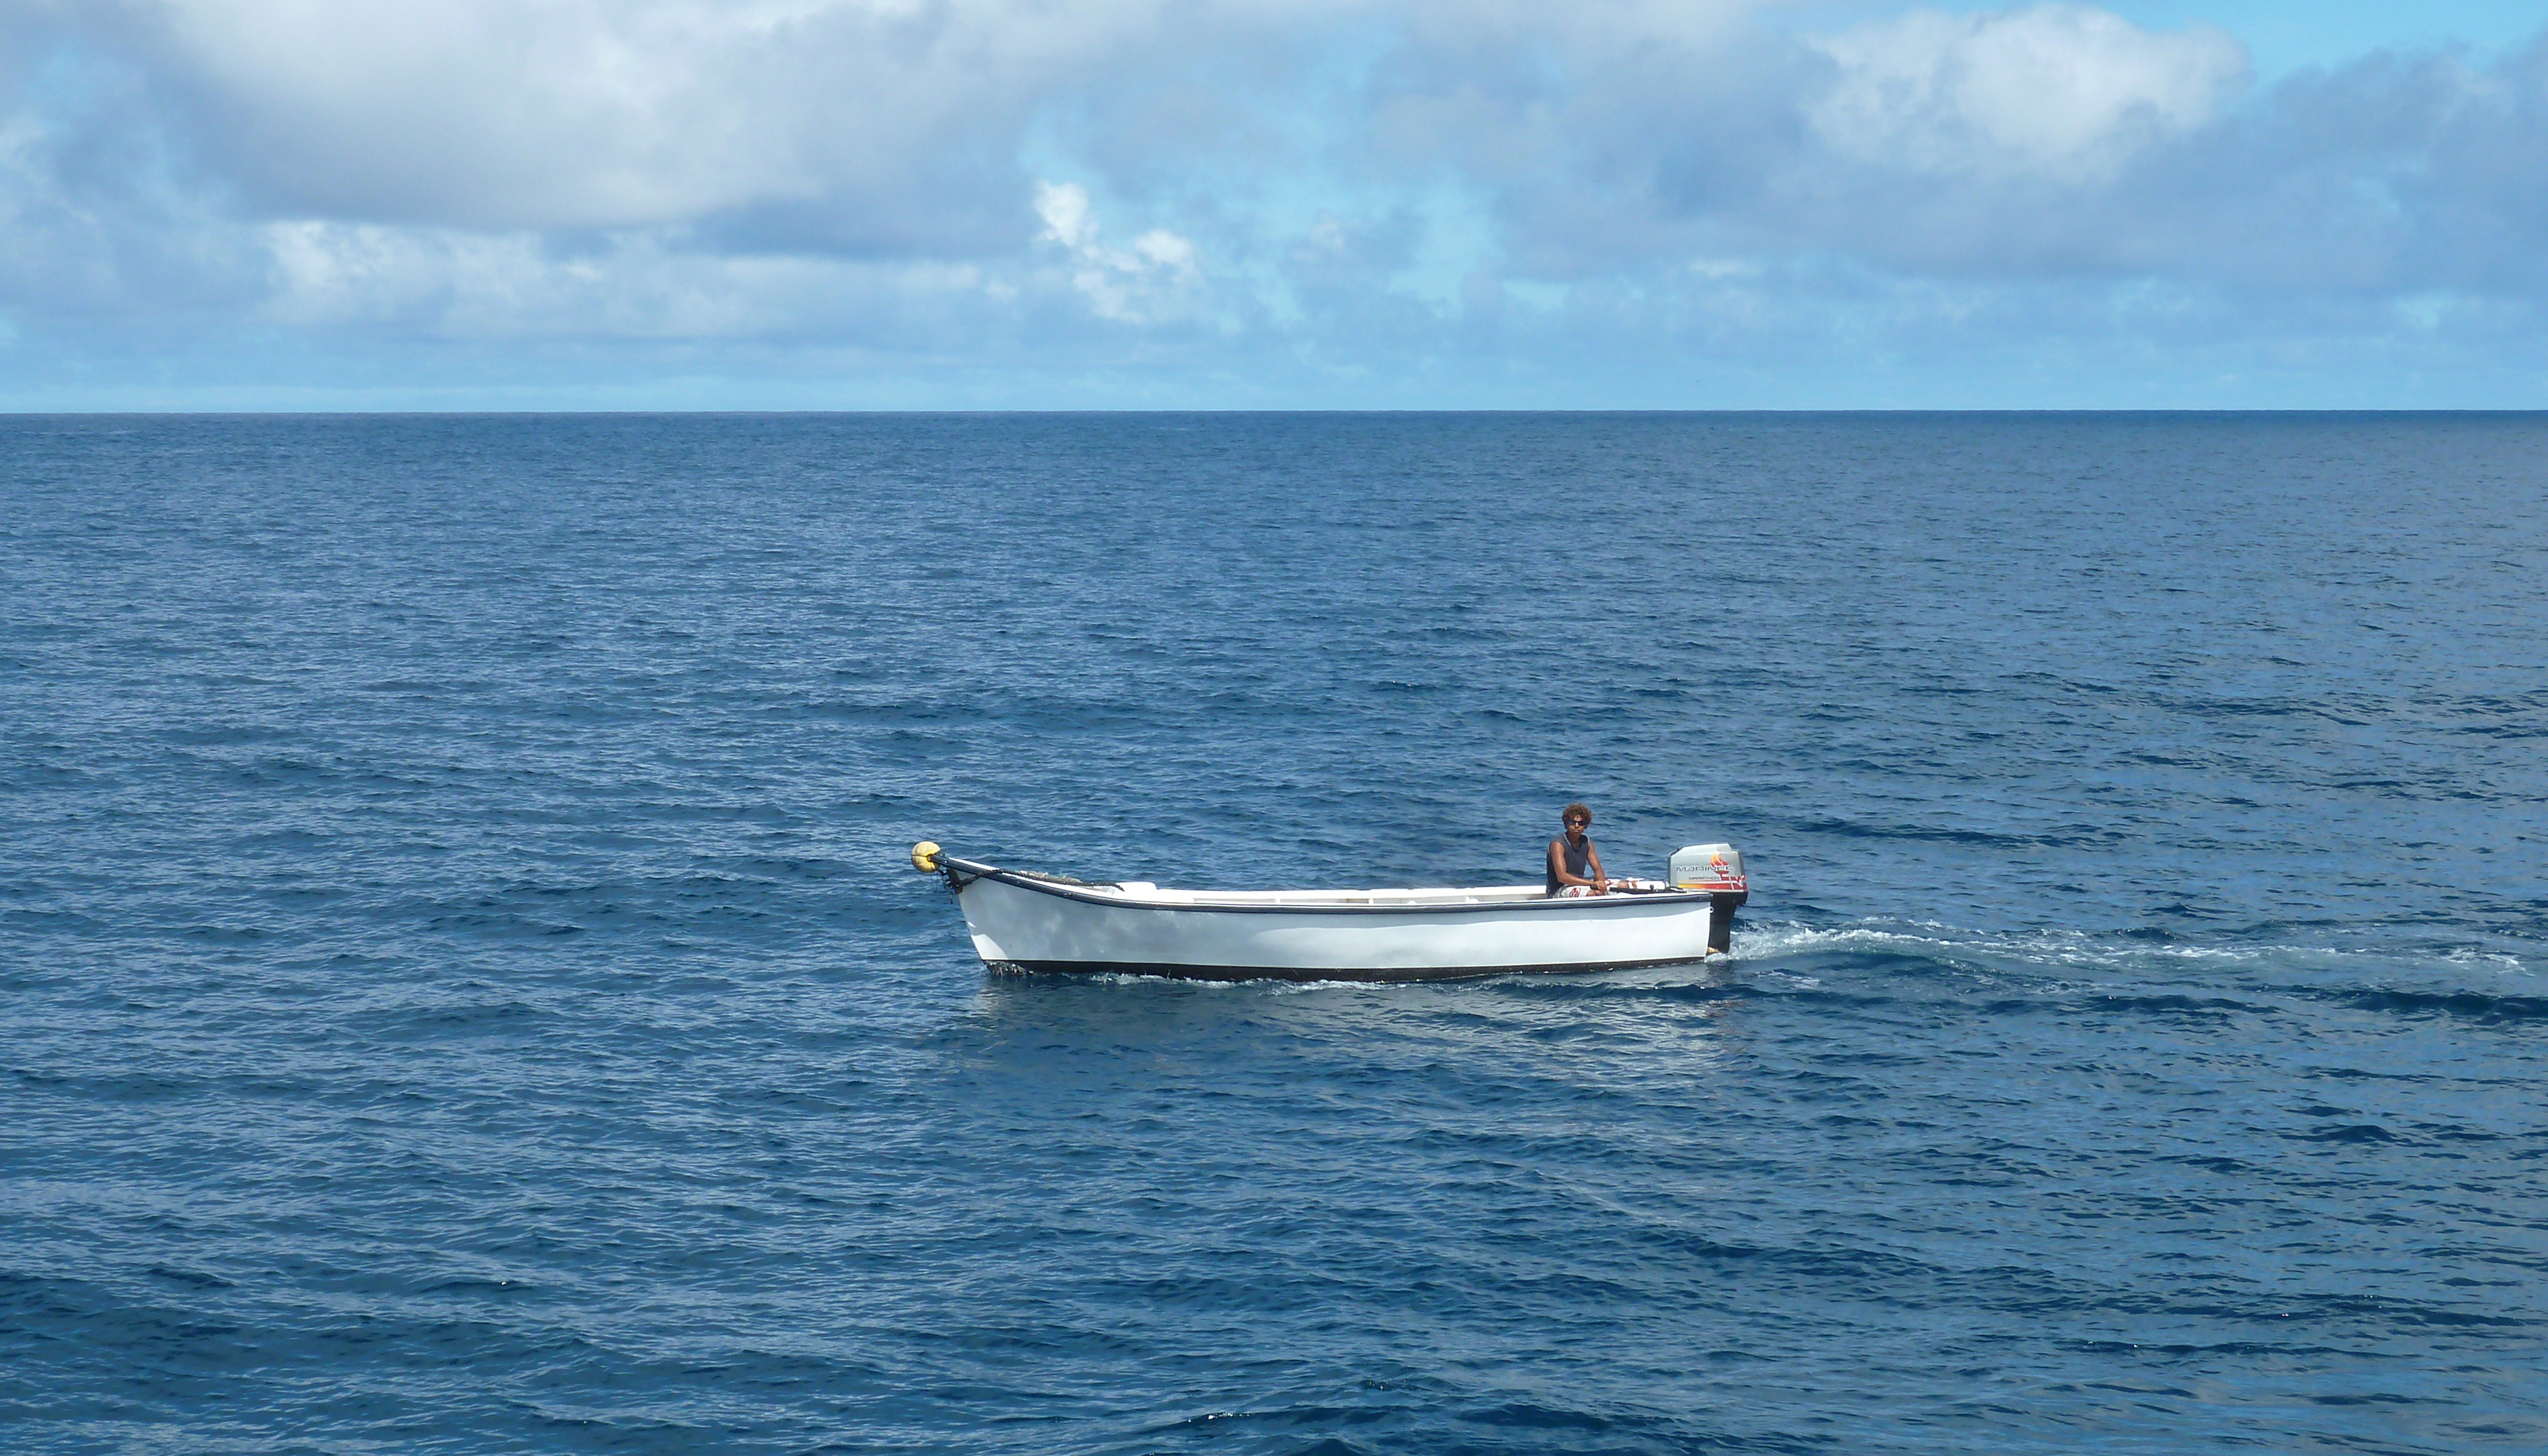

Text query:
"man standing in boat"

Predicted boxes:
[[1547, 803, 1610, 896]]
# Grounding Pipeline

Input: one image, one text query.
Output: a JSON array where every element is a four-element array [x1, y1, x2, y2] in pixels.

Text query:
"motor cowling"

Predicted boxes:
[[1670, 844, 1746, 893], [1671, 844, 1748, 957]]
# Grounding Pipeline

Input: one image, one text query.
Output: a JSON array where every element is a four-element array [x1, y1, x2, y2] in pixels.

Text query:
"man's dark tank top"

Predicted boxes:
[[1547, 835, 1594, 894]]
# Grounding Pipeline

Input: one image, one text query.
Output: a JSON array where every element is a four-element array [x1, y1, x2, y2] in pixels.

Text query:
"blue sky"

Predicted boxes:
[[3, 1, 2545, 409]]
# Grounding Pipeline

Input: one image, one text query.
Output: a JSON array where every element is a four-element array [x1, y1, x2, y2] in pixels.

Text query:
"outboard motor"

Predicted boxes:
[[1670, 844, 1749, 955]]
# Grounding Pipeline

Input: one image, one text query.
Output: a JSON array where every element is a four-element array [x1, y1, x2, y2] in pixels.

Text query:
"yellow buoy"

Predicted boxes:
[[910, 841, 941, 873]]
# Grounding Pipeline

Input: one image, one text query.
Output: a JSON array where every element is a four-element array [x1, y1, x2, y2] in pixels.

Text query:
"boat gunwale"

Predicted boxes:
[[941, 855, 1735, 917]]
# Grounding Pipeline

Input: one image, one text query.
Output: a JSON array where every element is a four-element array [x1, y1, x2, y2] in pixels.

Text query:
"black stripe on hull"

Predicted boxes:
[[986, 954, 1717, 983]]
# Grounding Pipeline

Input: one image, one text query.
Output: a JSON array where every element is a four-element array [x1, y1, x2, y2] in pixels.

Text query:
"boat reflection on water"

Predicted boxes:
[[945, 951, 1753, 1083]]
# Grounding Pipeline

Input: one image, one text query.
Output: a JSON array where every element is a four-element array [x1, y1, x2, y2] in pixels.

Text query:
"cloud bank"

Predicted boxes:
[[3, 1, 2544, 405]]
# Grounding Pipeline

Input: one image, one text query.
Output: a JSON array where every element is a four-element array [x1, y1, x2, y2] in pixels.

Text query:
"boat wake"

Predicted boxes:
[[1735, 917, 2530, 976], [1715, 917, 2544, 1027]]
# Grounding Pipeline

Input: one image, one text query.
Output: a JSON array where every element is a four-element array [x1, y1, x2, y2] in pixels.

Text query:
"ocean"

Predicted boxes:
[[3, 412, 2542, 1453]]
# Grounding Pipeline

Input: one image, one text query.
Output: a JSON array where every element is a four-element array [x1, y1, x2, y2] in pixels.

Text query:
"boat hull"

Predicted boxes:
[[989, 953, 1714, 983], [940, 859, 1738, 981]]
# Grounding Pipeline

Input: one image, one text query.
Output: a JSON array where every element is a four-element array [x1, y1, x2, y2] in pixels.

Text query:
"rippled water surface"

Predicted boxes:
[[4, 413, 2544, 1453]]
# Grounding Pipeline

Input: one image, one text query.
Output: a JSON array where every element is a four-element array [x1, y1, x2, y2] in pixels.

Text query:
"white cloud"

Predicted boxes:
[[256, 217, 1024, 338], [101, 0, 1192, 239], [1808, 4, 2249, 182], [1033, 180, 1201, 322]]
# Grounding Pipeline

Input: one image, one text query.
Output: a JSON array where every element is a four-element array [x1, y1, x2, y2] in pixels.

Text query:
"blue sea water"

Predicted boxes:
[[3, 411, 2544, 1454]]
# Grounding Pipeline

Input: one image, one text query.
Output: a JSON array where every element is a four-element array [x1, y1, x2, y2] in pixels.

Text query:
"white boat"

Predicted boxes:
[[907, 841, 1749, 981]]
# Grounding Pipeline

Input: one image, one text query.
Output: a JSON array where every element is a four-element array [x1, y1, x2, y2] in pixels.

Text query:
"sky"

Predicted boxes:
[[3, 1, 2544, 409]]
